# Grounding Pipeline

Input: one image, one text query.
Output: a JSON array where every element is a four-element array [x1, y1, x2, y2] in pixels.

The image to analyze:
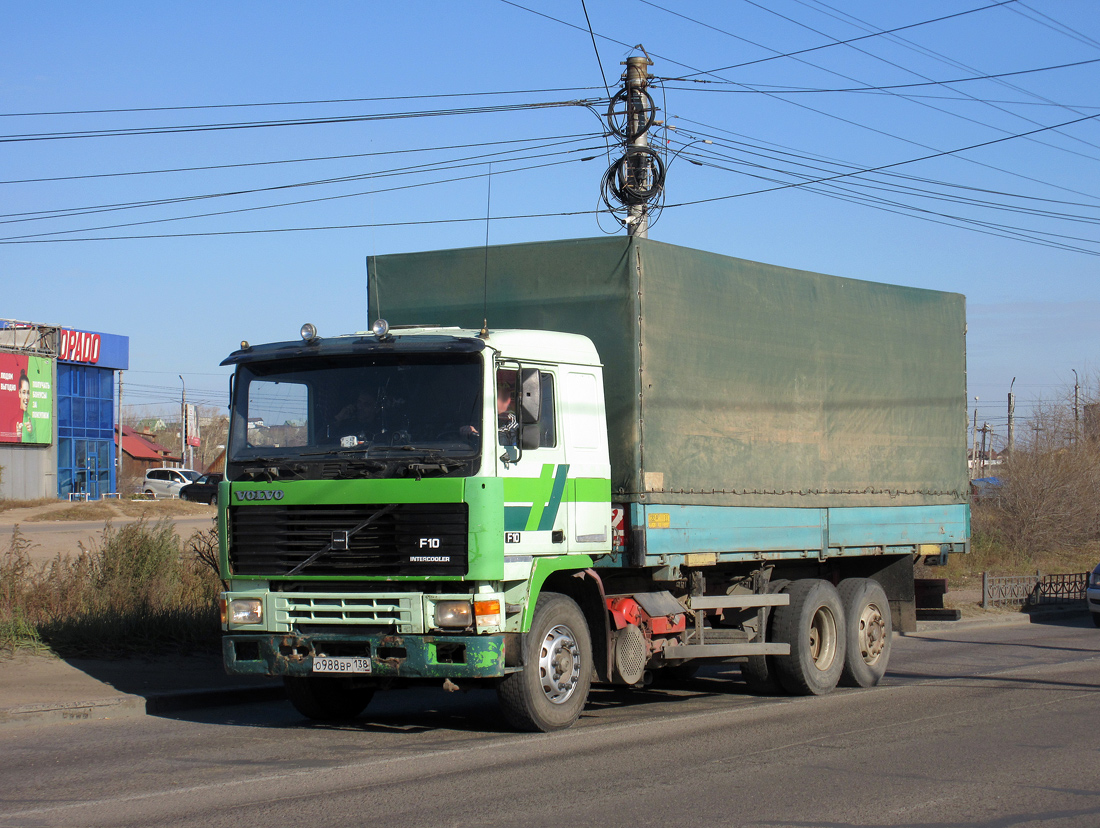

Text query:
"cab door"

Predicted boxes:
[[561, 369, 612, 553], [498, 366, 569, 556]]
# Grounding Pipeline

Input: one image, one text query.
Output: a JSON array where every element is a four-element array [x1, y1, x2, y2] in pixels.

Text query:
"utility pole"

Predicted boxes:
[[116, 372, 123, 491], [972, 402, 979, 478], [601, 52, 661, 235], [1007, 377, 1015, 456], [179, 373, 185, 466], [1072, 368, 1080, 445], [980, 422, 991, 477], [624, 55, 652, 238]]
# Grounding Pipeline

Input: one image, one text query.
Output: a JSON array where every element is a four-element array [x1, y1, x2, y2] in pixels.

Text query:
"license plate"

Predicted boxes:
[[313, 656, 371, 674]]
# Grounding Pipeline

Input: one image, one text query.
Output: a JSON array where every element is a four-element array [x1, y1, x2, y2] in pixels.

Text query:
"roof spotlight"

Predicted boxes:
[[300, 323, 318, 341], [372, 318, 390, 338]]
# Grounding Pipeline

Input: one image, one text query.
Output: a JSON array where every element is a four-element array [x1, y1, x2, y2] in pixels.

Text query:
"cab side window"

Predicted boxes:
[[496, 369, 556, 448], [537, 372, 556, 448]]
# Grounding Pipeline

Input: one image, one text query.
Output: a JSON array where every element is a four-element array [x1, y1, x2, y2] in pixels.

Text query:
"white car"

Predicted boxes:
[[142, 468, 200, 498], [1088, 563, 1100, 628]]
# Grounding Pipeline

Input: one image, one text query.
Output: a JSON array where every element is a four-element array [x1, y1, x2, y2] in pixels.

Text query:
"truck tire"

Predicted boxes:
[[740, 654, 784, 695], [771, 579, 846, 696], [740, 579, 789, 695], [1092, 612, 1100, 629], [283, 676, 374, 720], [837, 578, 892, 688], [497, 592, 592, 732]]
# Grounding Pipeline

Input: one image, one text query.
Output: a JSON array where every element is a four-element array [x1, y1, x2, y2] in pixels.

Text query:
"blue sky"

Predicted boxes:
[[3, 1, 1100, 447]]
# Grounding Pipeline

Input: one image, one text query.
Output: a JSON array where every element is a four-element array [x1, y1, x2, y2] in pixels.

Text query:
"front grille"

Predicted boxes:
[[274, 595, 414, 628], [229, 503, 468, 577]]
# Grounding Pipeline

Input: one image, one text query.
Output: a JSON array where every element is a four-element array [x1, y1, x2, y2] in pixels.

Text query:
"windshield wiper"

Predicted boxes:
[[301, 446, 381, 458], [240, 462, 306, 481]]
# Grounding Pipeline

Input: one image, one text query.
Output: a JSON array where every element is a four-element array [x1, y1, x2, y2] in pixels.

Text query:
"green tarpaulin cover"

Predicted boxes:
[[368, 237, 968, 508]]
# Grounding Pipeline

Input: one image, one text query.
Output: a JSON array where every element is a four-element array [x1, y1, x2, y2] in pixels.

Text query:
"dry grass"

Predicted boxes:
[[0, 519, 222, 657], [25, 498, 213, 522], [930, 446, 1100, 590], [27, 502, 120, 522], [114, 499, 213, 518], [0, 498, 58, 514], [929, 533, 1099, 591]]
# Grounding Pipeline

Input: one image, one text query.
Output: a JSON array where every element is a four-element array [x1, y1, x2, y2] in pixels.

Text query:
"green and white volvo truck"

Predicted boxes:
[[219, 237, 969, 731]]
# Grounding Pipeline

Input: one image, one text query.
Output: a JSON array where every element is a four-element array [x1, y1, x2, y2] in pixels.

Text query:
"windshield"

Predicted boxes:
[[227, 352, 482, 479]]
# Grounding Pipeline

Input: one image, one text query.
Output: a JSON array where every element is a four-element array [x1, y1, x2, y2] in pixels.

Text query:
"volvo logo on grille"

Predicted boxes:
[[234, 490, 285, 502], [332, 530, 350, 551]]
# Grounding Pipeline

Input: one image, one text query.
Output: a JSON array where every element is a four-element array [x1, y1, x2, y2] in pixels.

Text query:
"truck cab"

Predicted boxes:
[[219, 324, 613, 729]]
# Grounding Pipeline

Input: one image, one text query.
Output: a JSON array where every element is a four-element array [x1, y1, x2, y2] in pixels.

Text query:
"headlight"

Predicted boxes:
[[1089, 569, 1100, 588], [434, 600, 472, 628], [229, 599, 262, 624]]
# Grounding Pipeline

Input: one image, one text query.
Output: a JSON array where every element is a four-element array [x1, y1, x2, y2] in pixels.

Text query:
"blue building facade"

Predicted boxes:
[[56, 329, 129, 499]]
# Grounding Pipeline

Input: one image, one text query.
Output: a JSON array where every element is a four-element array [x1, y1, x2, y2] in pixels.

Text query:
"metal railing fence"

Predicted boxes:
[[982, 571, 1089, 609]]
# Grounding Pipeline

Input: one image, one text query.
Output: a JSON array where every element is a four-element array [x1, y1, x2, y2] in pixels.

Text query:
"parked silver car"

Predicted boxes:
[[142, 467, 200, 498], [1088, 563, 1100, 628]]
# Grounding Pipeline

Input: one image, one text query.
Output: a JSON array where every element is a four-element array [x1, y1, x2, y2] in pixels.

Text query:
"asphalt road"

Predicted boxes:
[[1, 616, 1098, 828]]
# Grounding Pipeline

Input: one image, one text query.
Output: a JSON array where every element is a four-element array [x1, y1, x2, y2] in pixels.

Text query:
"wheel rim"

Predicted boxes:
[[538, 623, 581, 704], [807, 606, 838, 672], [857, 602, 887, 665]]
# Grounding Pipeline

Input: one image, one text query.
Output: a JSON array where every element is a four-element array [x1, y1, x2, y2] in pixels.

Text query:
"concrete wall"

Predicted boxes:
[[0, 443, 57, 500]]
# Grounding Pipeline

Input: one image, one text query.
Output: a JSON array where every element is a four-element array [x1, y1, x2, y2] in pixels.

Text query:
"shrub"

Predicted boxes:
[[980, 447, 1100, 553], [0, 519, 223, 657]]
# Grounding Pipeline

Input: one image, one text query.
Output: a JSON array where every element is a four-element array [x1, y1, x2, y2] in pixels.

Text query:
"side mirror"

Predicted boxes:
[[520, 423, 540, 450], [520, 368, 541, 424]]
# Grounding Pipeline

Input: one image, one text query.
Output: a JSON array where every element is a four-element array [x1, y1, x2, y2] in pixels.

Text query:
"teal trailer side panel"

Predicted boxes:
[[828, 505, 967, 548], [605, 503, 969, 566]]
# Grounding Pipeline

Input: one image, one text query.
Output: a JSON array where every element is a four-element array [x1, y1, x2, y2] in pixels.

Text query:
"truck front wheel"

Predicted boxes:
[[283, 676, 374, 721], [837, 578, 892, 687], [497, 592, 592, 732], [771, 579, 846, 696]]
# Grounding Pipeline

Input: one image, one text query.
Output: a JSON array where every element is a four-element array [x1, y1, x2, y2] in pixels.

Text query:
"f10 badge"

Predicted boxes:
[[505, 532, 521, 544]]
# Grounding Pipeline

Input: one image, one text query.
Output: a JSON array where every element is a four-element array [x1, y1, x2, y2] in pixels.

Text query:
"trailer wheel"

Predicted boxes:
[[740, 579, 789, 695], [497, 592, 592, 732], [837, 578, 892, 687], [283, 676, 374, 720], [740, 654, 784, 695], [772, 579, 846, 695]]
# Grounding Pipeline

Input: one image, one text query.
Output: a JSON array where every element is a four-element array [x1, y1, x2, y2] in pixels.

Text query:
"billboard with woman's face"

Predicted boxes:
[[0, 354, 52, 445]]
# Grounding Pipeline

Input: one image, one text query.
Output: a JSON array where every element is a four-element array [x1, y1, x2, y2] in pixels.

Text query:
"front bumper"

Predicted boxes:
[[224, 631, 508, 679], [1086, 586, 1100, 613]]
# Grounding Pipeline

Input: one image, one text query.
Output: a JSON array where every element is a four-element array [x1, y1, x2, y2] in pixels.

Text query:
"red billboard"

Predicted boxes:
[[0, 354, 53, 445]]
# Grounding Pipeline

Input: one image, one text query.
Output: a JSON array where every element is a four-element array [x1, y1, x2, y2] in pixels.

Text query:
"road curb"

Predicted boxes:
[[0, 684, 285, 729], [909, 605, 1087, 634], [0, 695, 146, 729]]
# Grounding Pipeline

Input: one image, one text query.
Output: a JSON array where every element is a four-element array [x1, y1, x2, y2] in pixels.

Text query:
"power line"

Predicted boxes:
[[650, 0, 1017, 78], [0, 98, 604, 143], [0, 87, 604, 118], [0, 138, 603, 223], [0, 152, 603, 241], [0, 207, 607, 245], [657, 56, 1100, 94], [0, 132, 600, 185]]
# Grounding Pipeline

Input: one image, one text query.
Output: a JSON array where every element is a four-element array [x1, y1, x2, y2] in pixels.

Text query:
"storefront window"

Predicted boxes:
[[57, 364, 116, 498]]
